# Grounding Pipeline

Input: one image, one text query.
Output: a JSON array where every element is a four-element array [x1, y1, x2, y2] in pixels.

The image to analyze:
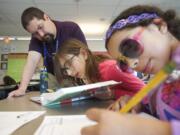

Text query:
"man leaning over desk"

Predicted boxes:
[[8, 7, 87, 97]]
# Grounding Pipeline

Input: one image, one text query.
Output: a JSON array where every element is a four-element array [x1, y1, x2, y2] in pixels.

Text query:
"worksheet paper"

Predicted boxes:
[[34, 113, 156, 135], [34, 115, 95, 135], [0, 111, 46, 135]]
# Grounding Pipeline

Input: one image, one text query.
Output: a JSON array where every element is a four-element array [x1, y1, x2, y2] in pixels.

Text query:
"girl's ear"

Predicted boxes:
[[153, 18, 168, 34], [80, 48, 88, 60]]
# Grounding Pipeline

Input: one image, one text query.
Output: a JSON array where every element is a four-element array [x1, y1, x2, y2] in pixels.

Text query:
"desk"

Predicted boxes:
[[0, 81, 39, 100], [0, 91, 113, 135]]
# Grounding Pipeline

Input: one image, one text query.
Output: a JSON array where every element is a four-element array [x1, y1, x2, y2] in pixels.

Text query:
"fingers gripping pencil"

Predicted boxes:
[[120, 47, 180, 113]]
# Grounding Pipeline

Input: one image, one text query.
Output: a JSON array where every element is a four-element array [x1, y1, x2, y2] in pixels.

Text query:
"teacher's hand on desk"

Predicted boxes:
[[8, 88, 26, 98]]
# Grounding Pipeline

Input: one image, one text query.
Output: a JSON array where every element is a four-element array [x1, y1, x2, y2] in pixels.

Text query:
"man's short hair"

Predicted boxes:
[[21, 7, 44, 30]]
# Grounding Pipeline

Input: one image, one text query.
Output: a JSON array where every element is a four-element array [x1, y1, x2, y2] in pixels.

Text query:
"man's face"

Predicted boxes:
[[26, 15, 55, 44]]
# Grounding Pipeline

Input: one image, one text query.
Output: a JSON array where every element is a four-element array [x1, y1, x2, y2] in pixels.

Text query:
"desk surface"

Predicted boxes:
[[0, 91, 113, 135]]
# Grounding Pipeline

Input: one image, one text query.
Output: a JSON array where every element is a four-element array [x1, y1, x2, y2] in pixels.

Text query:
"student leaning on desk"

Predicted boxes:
[[54, 38, 145, 100], [81, 5, 180, 135], [8, 7, 87, 97]]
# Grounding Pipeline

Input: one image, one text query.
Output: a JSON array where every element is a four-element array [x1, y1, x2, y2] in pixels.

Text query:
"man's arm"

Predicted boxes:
[[8, 51, 41, 97]]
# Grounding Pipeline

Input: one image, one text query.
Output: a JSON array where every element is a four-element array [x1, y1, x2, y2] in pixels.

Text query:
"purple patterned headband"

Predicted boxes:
[[105, 13, 159, 40]]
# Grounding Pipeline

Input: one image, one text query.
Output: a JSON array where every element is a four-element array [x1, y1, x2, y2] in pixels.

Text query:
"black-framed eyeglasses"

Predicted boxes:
[[60, 55, 76, 76]]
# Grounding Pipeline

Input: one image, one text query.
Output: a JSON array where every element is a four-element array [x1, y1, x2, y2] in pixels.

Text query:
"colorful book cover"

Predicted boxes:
[[40, 80, 120, 108]]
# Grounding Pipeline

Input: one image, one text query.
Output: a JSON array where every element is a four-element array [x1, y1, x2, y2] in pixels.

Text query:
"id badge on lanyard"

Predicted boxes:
[[43, 40, 59, 66]]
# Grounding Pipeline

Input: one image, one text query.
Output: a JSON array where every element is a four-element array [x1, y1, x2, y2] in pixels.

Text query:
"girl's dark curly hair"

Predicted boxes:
[[106, 5, 180, 46]]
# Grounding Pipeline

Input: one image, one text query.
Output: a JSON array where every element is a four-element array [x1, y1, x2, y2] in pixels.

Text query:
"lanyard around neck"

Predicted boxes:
[[43, 39, 59, 67]]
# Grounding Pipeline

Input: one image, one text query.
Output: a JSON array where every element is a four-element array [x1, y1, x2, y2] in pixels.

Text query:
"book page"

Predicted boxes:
[[30, 96, 41, 104], [0, 111, 45, 135], [34, 115, 95, 135]]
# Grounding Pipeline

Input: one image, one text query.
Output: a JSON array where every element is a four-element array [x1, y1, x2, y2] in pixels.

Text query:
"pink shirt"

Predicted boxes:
[[98, 60, 145, 99]]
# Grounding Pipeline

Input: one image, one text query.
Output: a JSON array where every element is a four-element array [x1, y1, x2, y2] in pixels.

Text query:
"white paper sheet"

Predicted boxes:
[[0, 111, 46, 135], [34, 113, 156, 135], [34, 115, 95, 135]]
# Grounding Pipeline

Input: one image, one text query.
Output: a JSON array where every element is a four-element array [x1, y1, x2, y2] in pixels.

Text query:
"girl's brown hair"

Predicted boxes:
[[54, 38, 110, 84]]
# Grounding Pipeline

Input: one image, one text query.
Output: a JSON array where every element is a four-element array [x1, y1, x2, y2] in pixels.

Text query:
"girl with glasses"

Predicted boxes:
[[54, 38, 145, 100]]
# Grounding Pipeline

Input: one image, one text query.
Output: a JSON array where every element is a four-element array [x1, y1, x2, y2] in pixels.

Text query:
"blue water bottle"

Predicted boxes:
[[40, 67, 48, 93]]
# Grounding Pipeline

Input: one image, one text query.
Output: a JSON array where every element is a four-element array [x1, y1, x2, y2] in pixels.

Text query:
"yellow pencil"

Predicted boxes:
[[120, 61, 176, 113]]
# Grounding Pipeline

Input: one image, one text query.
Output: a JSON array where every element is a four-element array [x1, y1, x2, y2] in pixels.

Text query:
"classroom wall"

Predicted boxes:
[[87, 40, 106, 52], [0, 39, 106, 83], [0, 40, 29, 83], [0, 40, 106, 53]]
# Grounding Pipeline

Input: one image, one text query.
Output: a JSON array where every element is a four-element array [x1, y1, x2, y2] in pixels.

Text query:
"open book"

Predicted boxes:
[[30, 93, 93, 105], [40, 80, 120, 107]]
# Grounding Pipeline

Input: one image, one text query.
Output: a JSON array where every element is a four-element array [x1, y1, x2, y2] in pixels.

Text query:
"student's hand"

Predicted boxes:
[[8, 88, 26, 98], [81, 108, 171, 135], [107, 95, 141, 113]]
